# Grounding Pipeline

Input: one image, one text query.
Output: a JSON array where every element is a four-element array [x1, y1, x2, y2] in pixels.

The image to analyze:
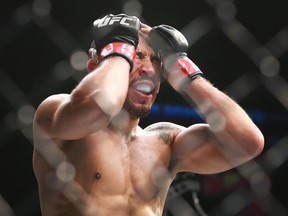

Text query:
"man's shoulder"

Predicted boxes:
[[144, 122, 185, 133], [143, 122, 185, 145], [35, 94, 69, 115], [39, 94, 69, 106], [33, 94, 69, 132]]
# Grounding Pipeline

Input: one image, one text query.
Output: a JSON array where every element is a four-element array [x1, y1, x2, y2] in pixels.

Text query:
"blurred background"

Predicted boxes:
[[0, 0, 288, 215]]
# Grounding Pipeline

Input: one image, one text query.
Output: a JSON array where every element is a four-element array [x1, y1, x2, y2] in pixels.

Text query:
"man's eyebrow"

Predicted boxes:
[[136, 50, 159, 58], [136, 49, 146, 53], [151, 54, 161, 60]]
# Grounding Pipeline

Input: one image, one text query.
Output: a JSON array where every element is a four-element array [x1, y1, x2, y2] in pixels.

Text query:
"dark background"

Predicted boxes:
[[1, 0, 288, 215]]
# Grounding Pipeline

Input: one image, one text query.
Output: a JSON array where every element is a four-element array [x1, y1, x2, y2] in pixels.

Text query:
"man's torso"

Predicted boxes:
[[33, 123, 181, 216]]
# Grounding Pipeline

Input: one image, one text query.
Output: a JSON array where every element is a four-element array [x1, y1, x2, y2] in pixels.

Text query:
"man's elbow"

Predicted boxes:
[[246, 128, 265, 159]]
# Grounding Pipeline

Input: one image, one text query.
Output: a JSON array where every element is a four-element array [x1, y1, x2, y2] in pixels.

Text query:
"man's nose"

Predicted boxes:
[[140, 58, 156, 77]]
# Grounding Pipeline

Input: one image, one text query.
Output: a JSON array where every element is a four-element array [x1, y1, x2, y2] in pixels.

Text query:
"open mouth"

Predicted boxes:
[[134, 83, 153, 95], [132, 78, 156, 96]]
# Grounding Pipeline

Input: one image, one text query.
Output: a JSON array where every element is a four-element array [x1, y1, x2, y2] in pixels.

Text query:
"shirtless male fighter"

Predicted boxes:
[[33, 13, 264, 216]]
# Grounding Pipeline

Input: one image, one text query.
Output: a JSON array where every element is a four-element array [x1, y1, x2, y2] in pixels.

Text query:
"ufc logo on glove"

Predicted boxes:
[[94, 15, 133, 27]]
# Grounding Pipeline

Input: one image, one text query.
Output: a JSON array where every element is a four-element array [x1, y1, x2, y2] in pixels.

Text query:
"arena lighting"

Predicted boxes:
[[150, 103, 203, 121], [149, 103, 269, 124]]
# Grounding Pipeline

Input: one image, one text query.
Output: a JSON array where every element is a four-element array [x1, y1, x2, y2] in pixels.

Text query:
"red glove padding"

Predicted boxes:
[[164, 53, 203, 91], [98, 42, 136, 70]]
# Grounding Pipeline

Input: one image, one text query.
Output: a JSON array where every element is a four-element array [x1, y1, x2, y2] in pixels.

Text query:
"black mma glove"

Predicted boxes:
[[148, 25, 203, 92], [91, 13, 140, 71]]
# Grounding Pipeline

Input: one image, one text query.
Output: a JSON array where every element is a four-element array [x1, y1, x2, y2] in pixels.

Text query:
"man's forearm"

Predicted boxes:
[[183, 77, 264, 162], [71, 57, 130, 117]]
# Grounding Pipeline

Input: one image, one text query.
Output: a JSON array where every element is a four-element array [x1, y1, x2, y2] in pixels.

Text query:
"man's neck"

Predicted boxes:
[[108, 110, 141, 140]]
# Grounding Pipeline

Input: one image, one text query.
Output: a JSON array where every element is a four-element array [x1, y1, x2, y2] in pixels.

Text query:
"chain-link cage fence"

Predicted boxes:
[[0, 0, 287, 215]]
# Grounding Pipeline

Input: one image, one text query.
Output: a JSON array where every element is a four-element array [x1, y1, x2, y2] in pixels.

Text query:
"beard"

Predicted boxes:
[[124, 73, 159, 118], [123, 98, 151, 118]]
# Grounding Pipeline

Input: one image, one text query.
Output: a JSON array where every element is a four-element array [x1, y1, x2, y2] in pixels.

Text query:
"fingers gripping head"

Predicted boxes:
[[91, 13, 140, 52], [148, 24, 189, 57], [90, 13, 141, 71]]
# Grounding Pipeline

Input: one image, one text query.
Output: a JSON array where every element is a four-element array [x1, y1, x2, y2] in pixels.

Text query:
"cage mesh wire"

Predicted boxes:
[[0, 0, 287, 215]]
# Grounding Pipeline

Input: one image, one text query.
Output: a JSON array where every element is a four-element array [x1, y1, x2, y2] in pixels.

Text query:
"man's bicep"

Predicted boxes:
[[172, 124, 209, 162], [172, 123, 233, 174], [34, 92, 111, 140]]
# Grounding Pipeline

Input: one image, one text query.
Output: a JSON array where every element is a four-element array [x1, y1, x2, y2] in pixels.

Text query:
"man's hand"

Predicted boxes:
[[140, 23, 152, 34], [148, 25, 203, 92], [91, 13, 141, 71]]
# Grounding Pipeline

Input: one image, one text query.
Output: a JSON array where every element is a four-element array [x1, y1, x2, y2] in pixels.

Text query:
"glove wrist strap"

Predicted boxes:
[[164, 55, 203, 92], [99, 42, 136, 71]]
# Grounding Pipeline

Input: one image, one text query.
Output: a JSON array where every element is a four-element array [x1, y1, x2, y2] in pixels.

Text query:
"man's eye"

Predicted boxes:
[[151, 56, 162, 68], [136, 51, 144, 59]]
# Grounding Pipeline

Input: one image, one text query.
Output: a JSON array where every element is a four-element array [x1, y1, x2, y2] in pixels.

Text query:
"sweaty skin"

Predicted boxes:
[[34, 121, 184, 216], [33, 33, 176, 216], [33, 23, 264, 216]]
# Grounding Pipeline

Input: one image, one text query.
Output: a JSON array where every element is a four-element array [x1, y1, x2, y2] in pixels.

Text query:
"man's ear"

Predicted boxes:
[[86, 59, 97, 73], [86, 48, 98, 73]]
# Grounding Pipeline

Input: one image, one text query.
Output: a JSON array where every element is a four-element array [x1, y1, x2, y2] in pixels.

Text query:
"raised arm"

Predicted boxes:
[[34, 14, 140, 140], [148, 25, 264, 174], [174, 78, 264, 174]]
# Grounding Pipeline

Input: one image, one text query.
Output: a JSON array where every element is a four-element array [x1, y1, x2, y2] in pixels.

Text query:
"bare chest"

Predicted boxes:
[[63, 132, 173, 200]]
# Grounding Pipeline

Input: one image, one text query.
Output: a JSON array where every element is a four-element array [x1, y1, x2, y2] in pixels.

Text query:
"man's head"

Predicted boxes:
[[87, 23, 162, 118], [123, 31, 162, 118]]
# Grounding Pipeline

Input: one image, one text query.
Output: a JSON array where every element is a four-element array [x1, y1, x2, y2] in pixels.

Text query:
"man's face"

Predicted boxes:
[[124, 36, 162, 118]]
